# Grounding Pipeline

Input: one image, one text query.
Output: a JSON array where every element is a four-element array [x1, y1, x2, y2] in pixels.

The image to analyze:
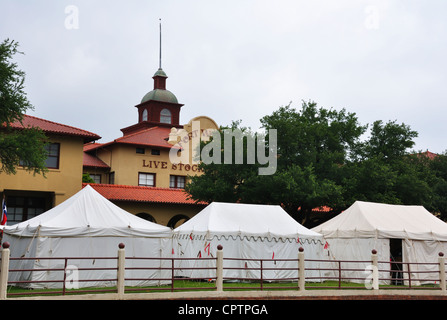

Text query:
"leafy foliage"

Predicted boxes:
[[186, 99, 447, 225], [0, 39, 48, 175]]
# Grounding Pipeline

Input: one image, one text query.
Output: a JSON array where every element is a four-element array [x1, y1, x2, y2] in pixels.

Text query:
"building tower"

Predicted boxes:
[[121, 20, 184, 136]]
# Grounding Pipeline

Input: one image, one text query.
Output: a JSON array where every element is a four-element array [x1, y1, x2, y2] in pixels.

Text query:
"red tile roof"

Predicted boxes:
[[84, 183, 206, 205], [83, 152, 110, 168], [83, 142, 104, 152], [418, 151, 438, 160], [312, 206, 332, 213], [8, 114, 101, 142], [115, 126, 172, 148], [85, 126, 176, 151]]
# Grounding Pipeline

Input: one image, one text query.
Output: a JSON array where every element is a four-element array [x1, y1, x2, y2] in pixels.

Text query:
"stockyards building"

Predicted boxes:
[[1, 66, 218, 228]]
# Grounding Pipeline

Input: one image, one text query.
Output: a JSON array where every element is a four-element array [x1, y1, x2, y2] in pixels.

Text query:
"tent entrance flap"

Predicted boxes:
[[390, 238, 403, 285]]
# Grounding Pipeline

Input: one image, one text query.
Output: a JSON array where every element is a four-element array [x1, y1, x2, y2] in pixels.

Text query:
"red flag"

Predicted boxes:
[[204, 242, 211, 256], [1, 197, 7, 226]]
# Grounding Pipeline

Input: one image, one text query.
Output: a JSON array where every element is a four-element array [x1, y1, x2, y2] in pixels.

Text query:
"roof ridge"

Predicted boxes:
[[83, 183, 206, 205], [83, 142, 104, 151], [23, 114, 99, 137], [115, 126, 162, 141]]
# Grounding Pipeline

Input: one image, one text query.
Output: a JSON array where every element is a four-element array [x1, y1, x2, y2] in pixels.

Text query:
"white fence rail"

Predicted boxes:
[[0, 242, 445, 299]]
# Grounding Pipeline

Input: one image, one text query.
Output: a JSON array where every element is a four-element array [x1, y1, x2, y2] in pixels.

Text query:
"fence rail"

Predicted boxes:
[[0, 242, 445, 299]]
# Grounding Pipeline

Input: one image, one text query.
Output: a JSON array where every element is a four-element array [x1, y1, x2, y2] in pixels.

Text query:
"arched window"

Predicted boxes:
[[136, 212, 156, 223], [167, 214, 189, 229], [160, 108, 172, 124], [142, 109, 148, 121]]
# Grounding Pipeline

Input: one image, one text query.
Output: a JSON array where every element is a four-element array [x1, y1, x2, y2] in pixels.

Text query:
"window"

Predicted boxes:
[[151, 149, 161, 156], [160, 108, 172, 124], [7, 196, 46, 224], [139, 173, 155, 187], [167, 214, 190, 229], [136, 147, 145, 154], [45, 143, 60, 169], [89, 174, 101, 184], [109, 172, 115, 184], [136, 212, 156, 223], [170, 175, 186, 189], [142, 109, 148, 121], [20, 143, 60, 169]]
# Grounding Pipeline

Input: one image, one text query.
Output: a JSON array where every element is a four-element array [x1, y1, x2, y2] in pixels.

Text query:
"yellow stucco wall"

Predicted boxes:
[[92, 116, 219, 189], [113, 201, 206, 227], [96, 144, 201, 188], [0, 134, 85, 206]]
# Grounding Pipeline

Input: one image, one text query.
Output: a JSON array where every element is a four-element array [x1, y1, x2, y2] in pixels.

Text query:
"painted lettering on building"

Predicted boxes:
[[142, 160, 201, 172]]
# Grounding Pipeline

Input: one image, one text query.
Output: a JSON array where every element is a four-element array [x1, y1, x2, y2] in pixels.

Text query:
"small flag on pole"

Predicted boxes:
[[204, 242, 210, 256], [1, 196, 7, 226]]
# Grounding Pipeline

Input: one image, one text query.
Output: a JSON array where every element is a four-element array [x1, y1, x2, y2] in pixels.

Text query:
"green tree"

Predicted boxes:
[[356, 120, 418, 160], [185, 100, 435, 225], [186, 121, 262, 204], [259, 101, 366, 221], [187, 101, 366, 224], [341, 120, 430, 209], [82, 173, 95, 183], [427, 152, 447, 221], [0, 39, 48, 175]]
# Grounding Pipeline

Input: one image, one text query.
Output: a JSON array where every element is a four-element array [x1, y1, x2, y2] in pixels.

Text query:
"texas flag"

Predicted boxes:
[[1, 197, 7, 226]]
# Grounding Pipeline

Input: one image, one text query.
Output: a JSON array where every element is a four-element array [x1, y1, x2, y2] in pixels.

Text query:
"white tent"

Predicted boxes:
[[1, 185, 172, 289], [312, 201, 447, 285], [172, 202, 326, 282]]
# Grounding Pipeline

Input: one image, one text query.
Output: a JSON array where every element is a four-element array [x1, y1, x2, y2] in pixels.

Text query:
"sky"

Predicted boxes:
[[1, 1, 447, 153]]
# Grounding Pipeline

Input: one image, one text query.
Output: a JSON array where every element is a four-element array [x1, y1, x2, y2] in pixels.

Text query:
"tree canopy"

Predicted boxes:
[[0, 39, 48, 175], [186, 100, 446, 225]]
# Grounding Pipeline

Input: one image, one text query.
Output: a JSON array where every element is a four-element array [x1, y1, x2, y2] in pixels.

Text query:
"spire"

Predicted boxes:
[[153, 18, 167, 90], [159, 18, 162, 69]]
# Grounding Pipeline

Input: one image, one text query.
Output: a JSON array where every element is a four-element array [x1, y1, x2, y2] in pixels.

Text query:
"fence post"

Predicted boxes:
[[0, 242, 11, 300], [439, 252, 446, 292], [298, 247, 305, 291], [117, 243, 126, 298], [216, 245, 223, 292], [371, 249, 379, 290]]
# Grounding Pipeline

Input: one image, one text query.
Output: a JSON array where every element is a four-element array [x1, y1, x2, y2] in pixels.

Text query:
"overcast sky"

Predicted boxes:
[[1, 1, 447, 153]]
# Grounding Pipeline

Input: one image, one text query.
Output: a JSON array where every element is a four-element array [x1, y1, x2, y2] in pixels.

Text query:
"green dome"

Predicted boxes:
[[141, 89, 178, 104], [153, 68, 167, 77]]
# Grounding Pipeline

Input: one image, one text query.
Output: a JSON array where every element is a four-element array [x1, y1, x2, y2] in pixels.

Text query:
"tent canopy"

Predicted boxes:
[[2, 184, 171, 238], [174, 202, 322, 241], [312, 201, 447, 241]]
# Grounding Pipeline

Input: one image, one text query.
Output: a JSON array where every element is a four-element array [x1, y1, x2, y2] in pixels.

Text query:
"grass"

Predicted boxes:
[[5, 279, 439, 298]]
